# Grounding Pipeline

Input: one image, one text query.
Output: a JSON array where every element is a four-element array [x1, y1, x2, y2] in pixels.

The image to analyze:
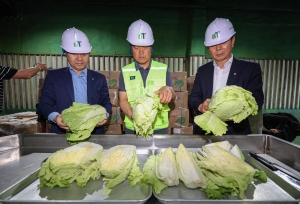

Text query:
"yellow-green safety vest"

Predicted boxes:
[[122, 60, 170, 131]]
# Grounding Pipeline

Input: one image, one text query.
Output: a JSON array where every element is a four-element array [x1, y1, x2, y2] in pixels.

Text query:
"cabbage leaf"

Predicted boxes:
[[194, 85, 258, 136], [176, 143, 207, 189], [62, 102, 107, 144], [196, 145, 266, 199], [38, 142, 103, 188], [99, 145, 143, 195], [132, 92, 165, 139]]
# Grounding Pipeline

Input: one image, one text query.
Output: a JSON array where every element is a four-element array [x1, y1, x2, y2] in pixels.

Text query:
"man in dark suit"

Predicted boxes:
[[38, 27, 112, 134], [189, 18, 264, 135]]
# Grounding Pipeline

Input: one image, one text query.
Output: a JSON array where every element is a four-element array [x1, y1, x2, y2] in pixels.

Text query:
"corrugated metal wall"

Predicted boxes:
[[190, 56, 300, 110], [1, 54, 299, 110]]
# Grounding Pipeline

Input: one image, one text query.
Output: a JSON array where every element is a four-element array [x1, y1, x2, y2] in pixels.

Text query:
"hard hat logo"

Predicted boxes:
[[138, 33, 146, 39], [212, 31, 220, 39], [60, 27, 92, 53], [73, 41, 82, 47], [127, 19, 154, 46], [204, 18, 236, 47]]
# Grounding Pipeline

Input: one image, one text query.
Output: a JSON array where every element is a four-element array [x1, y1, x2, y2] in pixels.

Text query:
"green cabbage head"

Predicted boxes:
[[62, 102, 107, 144], [38, 142, 103, 188], [132, 92, 165, 139], [99, 145, 143, 195], [176, 143, 207, 189], [194, 85, 258, 136], [196, 145, 267, 199]]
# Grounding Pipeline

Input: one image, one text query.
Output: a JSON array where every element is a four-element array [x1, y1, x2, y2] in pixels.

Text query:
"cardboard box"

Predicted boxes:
[[109, 89, 119, 107], [168, 108, 189, 128], [0, 120, 39, 136], [37, 121, 46, 133], [187, 76, 195, 93], [172, 124, 193, 135], [99, 71, 120, 89], [170, 72, 187, 91], [169, 91, 188, 110], [109, 107, 123, 125], [0, 112, 39, 136], [13, 123, 39, 134], [46, 121, 51, 133], [104, 124, 123, 134]]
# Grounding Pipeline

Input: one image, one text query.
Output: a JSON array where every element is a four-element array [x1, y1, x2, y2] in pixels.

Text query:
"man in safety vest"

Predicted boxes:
[[119, 19, 176, 134]]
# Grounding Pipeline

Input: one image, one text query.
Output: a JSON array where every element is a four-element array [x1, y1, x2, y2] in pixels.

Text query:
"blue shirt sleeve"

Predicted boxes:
[[48, 112, 60, 123]]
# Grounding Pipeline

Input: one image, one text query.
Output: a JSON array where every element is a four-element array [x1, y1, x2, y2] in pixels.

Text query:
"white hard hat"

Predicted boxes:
[[126, 19, 154, 46], [204, 18, 236, 47], [60, 27, 92, 53]]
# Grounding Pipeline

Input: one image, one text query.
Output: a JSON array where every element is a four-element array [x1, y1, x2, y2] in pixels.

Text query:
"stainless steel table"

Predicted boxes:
[[0, 134, 300, 203]]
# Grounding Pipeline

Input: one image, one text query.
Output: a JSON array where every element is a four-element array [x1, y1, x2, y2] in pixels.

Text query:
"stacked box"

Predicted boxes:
[[99, 71, 120, 89], [109, 89, 119, 107], [168, 72, 192, 134], [0, 112, 39, 136], [187, 76, 195, 93], [109, 107, 123, 125], [168, 91, 188, 110], [170, 72, 187, 92], [99, 70, 124, 134], [168, 108, 189, 128], [104, 124, 123, 134], [172, 123, 193, 135], [186, 76, 196, 129], [46, 121, 51, 133]]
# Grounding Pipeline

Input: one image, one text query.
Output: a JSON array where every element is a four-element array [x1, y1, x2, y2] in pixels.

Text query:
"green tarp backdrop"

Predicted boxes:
[[0, 1, 300, 59]]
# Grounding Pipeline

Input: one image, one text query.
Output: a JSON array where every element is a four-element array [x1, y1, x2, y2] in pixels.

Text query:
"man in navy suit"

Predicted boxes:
[[38, 27, 112, 134], [189, 18, 264, 135]]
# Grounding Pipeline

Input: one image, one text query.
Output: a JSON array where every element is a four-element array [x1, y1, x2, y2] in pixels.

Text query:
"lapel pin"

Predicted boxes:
[[92, 78, 94, 80], [234, 73, 236, 75]]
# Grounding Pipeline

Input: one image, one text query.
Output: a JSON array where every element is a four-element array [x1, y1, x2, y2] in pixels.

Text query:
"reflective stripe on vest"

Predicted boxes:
[[122, 60, 170, 131]]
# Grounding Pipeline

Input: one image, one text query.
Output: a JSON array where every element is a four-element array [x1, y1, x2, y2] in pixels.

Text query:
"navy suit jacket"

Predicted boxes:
[[189, 57, 264, 135], [38, 67, 112, 134]]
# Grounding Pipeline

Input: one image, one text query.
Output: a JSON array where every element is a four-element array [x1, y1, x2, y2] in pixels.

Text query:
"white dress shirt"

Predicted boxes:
[[212, 54, 233, 95]]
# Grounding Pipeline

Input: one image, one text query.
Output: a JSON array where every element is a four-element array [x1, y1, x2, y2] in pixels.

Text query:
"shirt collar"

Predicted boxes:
[[69, 66, 88, 76], [135, 59, 152, 71], [213, 54, 234, 68]]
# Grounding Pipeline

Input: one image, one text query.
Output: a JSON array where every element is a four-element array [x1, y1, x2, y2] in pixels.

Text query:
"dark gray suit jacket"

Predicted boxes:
[[38, 67, 112, 134], [189, 57, 264, 135]]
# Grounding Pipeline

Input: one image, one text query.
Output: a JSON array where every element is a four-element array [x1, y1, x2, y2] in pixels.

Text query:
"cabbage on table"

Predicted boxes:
[[140, 144, 207, 194], [140, 147, 179, 194], [176, 143, 207, 189], [196, 144, 267, 199], [62, 102, 107, 144], [132, 92, 166, 139], [38, 142, 103, 188], [99, 145, 143, 195], [194, 85, 258, 136]]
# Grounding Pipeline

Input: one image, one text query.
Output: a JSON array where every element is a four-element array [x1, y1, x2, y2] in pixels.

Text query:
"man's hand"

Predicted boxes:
[[96, 117, 108, 127], [198, 98, 210, 113], [54, 114, 70, 131], [154, 86, 175, 104], [35, 62, 47, 71], [269, 129, 280, 134]]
